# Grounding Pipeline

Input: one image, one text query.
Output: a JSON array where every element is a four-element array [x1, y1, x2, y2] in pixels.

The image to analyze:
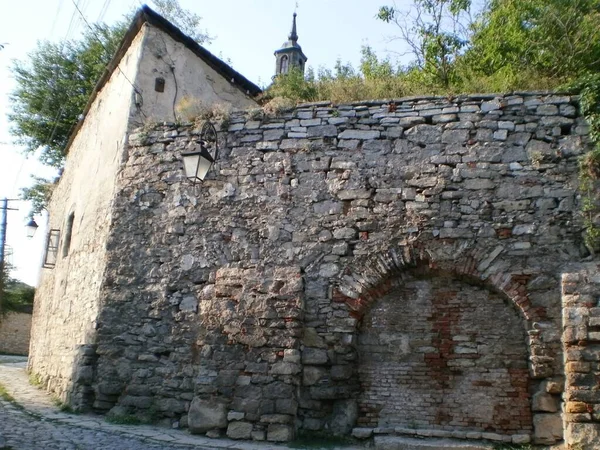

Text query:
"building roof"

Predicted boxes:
[[133, 6, 262, 97], [64, 5, 262, 155]]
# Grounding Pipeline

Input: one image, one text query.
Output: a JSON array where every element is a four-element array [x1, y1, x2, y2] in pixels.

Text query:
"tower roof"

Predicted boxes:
[[274, 12, 307, 61], [289, 13, 298, 43]]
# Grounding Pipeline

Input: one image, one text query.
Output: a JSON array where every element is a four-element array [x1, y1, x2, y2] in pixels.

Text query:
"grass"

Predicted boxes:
[[105, 408, 158, 426], [0, 383, 15, 403], [27, 371, 43, 387], [288, 431, 357, 449], [51, 395, 77, 414], [0, 382, 25, 413]]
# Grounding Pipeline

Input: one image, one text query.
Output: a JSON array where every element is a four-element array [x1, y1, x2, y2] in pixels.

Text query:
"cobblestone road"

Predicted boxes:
[[0, 399, 203, 450], [0, 357, 299, 450]]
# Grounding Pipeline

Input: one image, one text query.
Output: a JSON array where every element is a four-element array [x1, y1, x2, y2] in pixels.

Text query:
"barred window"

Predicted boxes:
[[43, 229, 60, 268]]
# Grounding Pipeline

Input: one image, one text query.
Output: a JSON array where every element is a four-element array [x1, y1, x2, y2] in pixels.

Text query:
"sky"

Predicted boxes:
[[0, 0, 424, 286]]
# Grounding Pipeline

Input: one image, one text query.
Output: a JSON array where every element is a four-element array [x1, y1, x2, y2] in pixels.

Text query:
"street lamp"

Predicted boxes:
[[25, 218, 38, 238], [1, 198, 39, 315], [181, 122, 219, 184], [181, 141, 216, 183]]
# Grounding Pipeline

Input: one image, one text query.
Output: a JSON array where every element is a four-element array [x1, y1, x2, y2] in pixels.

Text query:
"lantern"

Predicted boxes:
[[181, 122, 219, 184]]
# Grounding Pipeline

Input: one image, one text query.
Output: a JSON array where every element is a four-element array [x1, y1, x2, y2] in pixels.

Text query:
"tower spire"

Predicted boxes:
[[274, 11, 307, 77], [289, 13, 298, 43]]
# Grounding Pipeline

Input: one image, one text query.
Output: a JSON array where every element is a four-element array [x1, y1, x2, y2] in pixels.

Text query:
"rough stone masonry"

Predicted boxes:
[[29, 92, 600, 448]]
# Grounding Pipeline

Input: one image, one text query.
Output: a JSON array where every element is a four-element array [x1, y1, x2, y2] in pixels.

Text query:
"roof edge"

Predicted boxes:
[[63, 5, 262, 157]]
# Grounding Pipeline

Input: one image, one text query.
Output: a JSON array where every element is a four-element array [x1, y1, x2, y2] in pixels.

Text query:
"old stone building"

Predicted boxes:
[[28, 6, 600, 450]]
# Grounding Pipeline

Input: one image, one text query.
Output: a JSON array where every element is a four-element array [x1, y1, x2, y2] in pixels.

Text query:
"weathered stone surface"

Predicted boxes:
[[532, 392, 558, 412], [302, 348, 328, 365], [267, 424, 294, 442], [330, 399, 358, 435], [226, 421, 253, 439], [404, 124, 442, 143], [30, 92, 594, 447], [338, 130, 380, 140], [533, 414, 562, 444], [188, 398, 228, 434]]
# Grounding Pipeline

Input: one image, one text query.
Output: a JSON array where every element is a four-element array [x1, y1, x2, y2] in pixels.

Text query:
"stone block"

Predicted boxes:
[[270, 361, 301, 375], [352, 428, 374, 439], [330, 399, 358, 435], [188, 397, 228, 434], [533, 413, 563, 444], [404, 124, 442, 143], [338, 130, 380, 140], [398, 116, 425, 127], [532, 392, 559, 412], [566, 423, 600, 449], [251, 430, 266, 441], [307, 125, 337, 138], [303, 366, 327, 386], [302, 348, 328, 365], [267, 424, 294, 442], [226, 421, 253, 439]]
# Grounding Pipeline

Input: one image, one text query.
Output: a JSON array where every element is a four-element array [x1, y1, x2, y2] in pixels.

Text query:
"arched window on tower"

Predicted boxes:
[[280, 55, 289, 74]]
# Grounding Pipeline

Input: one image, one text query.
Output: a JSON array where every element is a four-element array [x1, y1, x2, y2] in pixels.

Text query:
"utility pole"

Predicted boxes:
[[0, 198, 18, 316]]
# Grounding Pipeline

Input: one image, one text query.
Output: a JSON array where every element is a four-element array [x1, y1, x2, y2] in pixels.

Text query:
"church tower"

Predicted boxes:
[[274, 13, 308, 77]]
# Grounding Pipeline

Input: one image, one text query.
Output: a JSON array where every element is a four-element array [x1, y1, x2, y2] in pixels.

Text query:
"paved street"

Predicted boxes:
[[0, 356, 320, 450]]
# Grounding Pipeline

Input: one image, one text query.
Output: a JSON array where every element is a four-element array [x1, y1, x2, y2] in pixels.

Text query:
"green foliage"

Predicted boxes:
[[8, 0, 210, 170], [1, 263, 35, 317], [570, 73, 600, 252], [0, 383, 15, 403], [105, 413, 145, 425], [28, 371, 43, 387], [52, 396, 76, 414], [9, 22, 126, 168], [466, 0, 600, 80], [149, 0, 211, 44], [8, 1, 210, 214], [269, 68, 318, 102], [377, 0, 472, 86], [105, 408, 158, 425], [20, 177, 55, 216]]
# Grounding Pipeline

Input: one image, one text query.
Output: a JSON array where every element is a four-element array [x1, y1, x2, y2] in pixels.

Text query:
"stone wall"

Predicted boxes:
[[0, 312, 32, 355], [36, 92, 595, 446], [28, 22, 259, 409], [562, 265, 600, 449], [27, 27, 147, 407]]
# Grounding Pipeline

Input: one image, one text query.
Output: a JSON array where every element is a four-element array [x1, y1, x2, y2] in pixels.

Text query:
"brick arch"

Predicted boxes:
[[334, 243, 540, 325]]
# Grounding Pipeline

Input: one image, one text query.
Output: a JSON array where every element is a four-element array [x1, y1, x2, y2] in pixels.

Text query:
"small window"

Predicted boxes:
[[43, 229, 60, 268], [62, 213, 75, 257], [155, 77, 165, 92], [280, 55, 289, 74]]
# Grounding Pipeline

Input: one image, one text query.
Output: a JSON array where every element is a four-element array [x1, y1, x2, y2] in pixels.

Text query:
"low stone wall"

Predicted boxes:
[[32, 92, 597, 446], [0, 312, 32, 355]]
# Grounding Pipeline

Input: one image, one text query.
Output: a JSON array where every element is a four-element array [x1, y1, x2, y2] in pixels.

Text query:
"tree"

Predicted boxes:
[[466, 0, 600, 80], [9, 23, 125, 168], [377, 0, 472, 86], [8, 0, 211, 169], [0, 263, 35, 319]]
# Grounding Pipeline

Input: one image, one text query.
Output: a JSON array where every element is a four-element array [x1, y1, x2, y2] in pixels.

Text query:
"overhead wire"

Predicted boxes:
[[9, 0, 99, 197], [70, 0, 140, 94]]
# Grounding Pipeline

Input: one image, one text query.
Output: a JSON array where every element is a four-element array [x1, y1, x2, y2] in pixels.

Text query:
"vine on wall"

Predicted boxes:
[[573, 73, 600, 252]]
